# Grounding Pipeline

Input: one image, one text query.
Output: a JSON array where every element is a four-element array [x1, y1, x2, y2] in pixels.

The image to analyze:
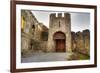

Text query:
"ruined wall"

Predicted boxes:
[[71, 32, 77, 51], [21, 10, 34, 51], [71, 29, 90, 55], [21, 10, 48, 56], [47, 13, 72, 52], [83, 30, 90, 55]]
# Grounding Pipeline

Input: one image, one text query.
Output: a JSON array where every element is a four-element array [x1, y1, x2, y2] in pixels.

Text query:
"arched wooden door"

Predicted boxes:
[[53, 32, 66, 52]]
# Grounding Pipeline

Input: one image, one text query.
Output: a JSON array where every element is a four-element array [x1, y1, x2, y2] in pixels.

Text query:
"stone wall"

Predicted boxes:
[[21, 10, 48, 56], [71, 29, 90, 55]]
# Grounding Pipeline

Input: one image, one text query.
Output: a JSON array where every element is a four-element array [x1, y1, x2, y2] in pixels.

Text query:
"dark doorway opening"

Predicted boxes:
[[55, 39, 65, 52], [53, 32, 66, 52]]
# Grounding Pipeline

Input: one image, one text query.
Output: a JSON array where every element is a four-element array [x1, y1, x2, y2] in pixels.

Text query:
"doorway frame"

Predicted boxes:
[[53, 31, 66, 52]]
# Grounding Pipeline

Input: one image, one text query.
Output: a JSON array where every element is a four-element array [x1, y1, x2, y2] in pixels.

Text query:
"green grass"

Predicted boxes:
[[68, 52, 90, 60], [78, 53, 90, 60]]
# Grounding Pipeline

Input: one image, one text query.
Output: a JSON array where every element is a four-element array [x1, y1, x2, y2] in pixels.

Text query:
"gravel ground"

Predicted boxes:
[[21, 53, 72, 63]]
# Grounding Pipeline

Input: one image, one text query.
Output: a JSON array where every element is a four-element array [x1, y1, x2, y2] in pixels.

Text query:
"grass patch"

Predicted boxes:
[[68, 52, 90, 60], [78, 53, 90, 60]]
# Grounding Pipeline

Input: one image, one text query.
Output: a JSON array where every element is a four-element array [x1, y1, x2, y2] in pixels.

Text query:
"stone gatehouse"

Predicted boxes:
[[47, 13, 71, 52]]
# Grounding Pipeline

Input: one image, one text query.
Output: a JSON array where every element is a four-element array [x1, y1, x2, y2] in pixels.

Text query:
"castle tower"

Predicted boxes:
[[47, 13, 72, 52]]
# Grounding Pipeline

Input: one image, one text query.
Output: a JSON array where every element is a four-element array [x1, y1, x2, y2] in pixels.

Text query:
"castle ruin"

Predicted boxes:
[[21, 10, 90, 57]]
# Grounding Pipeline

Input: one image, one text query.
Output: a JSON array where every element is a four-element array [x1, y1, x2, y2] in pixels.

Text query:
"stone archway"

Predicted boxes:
[[53, 31, 66, 52]]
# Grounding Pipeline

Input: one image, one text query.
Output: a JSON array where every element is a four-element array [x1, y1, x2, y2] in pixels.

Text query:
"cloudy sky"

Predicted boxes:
[[31, 10, 90, 32]]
